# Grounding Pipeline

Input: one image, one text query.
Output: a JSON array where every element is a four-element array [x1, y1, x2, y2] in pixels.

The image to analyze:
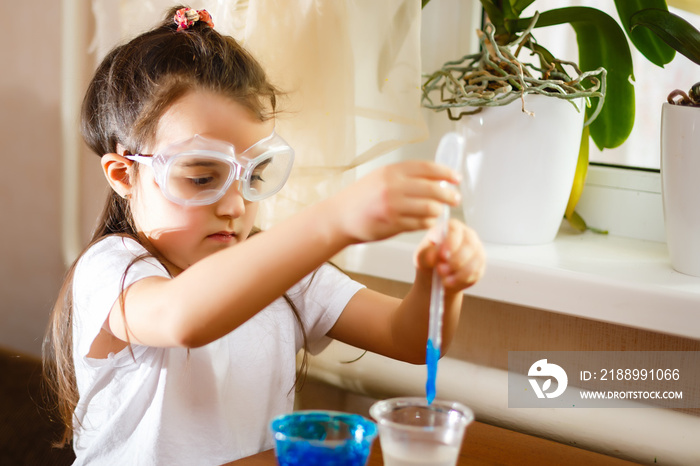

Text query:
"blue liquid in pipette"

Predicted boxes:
[[426, 338, 440, 404]]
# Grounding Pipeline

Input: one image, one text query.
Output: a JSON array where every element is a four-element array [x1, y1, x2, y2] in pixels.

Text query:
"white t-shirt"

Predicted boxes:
[[71, 236, 364, 465]]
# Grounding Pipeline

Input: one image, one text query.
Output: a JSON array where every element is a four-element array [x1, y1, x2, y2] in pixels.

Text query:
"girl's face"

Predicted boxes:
[[129, 90, 273, 275]]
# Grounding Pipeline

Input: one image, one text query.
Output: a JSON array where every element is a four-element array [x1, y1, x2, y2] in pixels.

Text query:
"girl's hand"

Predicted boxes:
[[414, 219, 486, 292], [330, 160, 462, 243]]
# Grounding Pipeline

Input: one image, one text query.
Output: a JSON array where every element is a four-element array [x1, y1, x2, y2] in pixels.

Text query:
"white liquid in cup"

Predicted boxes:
[[370, 397, 473, 466], [381, 441, 460, 466]]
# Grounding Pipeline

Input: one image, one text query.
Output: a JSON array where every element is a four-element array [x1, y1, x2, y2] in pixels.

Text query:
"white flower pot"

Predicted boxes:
[[457, 95, 585, 245], [661, 102, 700, 276]]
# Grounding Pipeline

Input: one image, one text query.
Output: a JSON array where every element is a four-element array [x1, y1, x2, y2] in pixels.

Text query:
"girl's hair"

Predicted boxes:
[[43, 5, 306, 448]]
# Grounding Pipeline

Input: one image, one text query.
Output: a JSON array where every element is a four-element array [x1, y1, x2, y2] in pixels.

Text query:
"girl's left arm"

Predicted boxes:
[[327, 219, 485, 364]]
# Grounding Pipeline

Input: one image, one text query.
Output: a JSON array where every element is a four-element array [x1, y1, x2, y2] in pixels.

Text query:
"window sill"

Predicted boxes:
[[337, 225, 700, 341]]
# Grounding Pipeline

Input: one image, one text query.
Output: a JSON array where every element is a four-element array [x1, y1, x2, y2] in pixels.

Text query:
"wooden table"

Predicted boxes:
[[228, 421, 641, 465]]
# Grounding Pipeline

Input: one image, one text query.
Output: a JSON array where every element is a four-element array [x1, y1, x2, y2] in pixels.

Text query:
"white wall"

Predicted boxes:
[[0, 0, 103, 356], [0, 1, 65, 356]]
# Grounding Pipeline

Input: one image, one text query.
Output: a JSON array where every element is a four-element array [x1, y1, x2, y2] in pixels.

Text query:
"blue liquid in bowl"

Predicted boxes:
[[271, 411, 377, 466]]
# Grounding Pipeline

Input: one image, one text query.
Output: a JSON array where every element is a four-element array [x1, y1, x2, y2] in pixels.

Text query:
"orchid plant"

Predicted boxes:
[[631, 7, 700, 106], [420, 0, 679, 231]]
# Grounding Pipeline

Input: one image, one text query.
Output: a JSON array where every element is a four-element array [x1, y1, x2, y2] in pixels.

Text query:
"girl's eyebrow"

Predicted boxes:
[[177, 160, 221, 168]]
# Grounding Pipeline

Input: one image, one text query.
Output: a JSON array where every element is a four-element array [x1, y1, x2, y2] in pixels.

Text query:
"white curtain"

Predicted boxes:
[[90, 0, 428, 228]]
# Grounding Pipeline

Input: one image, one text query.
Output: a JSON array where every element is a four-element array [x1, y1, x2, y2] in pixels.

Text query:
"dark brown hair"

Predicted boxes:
[[43, 5, 306, 448], [81, 6, 277, 156]]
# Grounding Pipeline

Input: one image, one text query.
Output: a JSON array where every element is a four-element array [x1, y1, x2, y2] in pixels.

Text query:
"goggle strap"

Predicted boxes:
[[124, 154, 154, 167]]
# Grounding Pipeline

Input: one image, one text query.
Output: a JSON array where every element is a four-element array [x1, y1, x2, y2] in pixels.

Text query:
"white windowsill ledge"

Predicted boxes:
[[337, 226, 700, 341]]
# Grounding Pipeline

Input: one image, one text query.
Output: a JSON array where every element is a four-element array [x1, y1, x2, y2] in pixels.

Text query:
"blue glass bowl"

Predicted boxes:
[[271, 411, 378, 466]]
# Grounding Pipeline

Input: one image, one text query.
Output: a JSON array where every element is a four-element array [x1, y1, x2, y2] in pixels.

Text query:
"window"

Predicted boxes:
[[522, 0, 700, 170]]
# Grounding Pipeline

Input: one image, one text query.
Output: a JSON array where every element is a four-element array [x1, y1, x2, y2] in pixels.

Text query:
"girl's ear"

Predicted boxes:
[[101, 150, 133, 199]]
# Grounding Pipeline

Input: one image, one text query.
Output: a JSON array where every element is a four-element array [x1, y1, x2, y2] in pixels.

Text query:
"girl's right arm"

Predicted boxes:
[[105, 160, 461, 349]]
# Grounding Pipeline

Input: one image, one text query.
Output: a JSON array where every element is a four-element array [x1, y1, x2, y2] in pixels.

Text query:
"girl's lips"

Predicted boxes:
[[208, 232, 237, 242]]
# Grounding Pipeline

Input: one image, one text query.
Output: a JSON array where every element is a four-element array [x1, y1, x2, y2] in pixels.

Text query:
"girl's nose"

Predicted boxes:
[[214, 181, 247, 218]]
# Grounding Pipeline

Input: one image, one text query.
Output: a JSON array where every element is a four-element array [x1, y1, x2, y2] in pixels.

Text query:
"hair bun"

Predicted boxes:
[[174, 7, 214, 31]]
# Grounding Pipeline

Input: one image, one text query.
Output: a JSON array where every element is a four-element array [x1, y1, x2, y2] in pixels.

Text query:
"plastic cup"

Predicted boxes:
[[271, 410, 378, 466], [369, 398, 474, 466]]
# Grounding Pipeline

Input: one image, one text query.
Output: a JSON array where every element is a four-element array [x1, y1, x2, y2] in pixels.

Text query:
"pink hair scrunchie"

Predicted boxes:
[[174, 8, 214, 31]]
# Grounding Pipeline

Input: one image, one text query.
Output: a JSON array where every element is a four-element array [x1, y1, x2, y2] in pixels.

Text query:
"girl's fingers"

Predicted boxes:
[[414, 222, 485, 290], [400, 172, 461, 205], [379, 161, 460, 204], [413, 228, 441, 269], [438, 222, 486, 288], [411, 179, 461, 207], [382, 178, 461, 224], [399, 160, 461, 184], [395, 216, 439, 234], [337, 160, 464, 243], [383, 197, 446, 223]]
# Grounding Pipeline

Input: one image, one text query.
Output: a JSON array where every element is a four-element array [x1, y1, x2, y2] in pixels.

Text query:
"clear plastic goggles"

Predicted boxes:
[[125, 131, 294, 205]]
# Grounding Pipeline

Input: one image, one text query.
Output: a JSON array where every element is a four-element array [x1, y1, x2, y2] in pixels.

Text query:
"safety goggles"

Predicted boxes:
[[125, 131, 294, 205]]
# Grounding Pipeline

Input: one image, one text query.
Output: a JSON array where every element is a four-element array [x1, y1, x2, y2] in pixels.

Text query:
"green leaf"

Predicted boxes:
[[421, 0, 431, 9], [631, 8, 700, 66], [500, 0, 518, 20], [567, 210, 588, 233], [565, 125, 589, 222], [480, 0, 505, 27], [511, 0, 536, 17], [518, 7, 636, 150], [614, 0, 675, 67]]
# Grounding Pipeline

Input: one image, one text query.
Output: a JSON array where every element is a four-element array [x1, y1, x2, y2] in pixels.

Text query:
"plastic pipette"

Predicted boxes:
[[426, 132, 465, 405]]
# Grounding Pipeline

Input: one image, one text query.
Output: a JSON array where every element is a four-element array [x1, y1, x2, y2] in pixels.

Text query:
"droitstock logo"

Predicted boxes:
[[510, 351, 699, 408], [528, 359, 568, 399]]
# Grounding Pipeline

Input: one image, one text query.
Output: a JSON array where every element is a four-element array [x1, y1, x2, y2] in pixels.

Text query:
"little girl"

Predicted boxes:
[[44, 5, 485, 465]]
